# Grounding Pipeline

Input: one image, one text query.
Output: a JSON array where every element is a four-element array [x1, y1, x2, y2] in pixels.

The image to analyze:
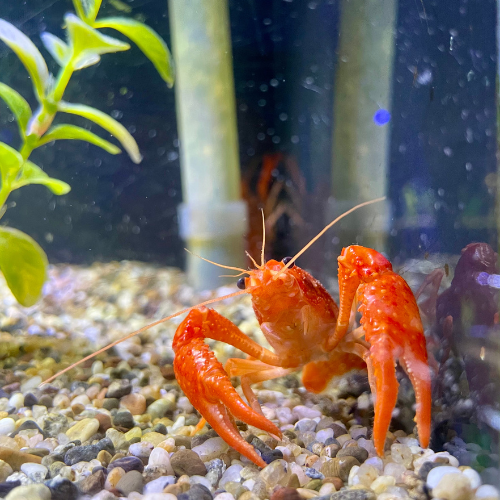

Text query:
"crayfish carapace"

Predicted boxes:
[[45, 197, 431, 467]]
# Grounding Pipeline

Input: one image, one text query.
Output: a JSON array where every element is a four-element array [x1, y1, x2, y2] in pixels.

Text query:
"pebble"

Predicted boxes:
[[116, 470, 144, 495], [171, 449, 207, 476], [337, 446, 368, 463], [108, 456, 145, 473], [220, 464, 243, 488], [0, 459, 13, 481], [147, 399, 175, 420], [65, 418, 99, 442], [5, 484, 51, 500], [432, 472, 473, 500], [113, 410, 135, 429], [129, 441, 154, 459], [0, 447, 42, 470], [148, 447, 175, 475], [105, 466, 126, 489], [187, 483, 213, 500], [427, 465, 463, 488], [20, 462, 48, 482], [330, 489, 376, 500], [292, 406, 321, 420], [476, 485, 500, 499], [120, 394, 147, 415], [192, 437, 229, 462], [78, 469, 106, 495], [106, 380, 132, 399], [0, 418, 15, 436], [143, 476, 176, 494], [45, 476, 79, 500]]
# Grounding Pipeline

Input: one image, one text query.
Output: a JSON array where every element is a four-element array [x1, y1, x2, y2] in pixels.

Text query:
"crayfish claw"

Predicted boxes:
[[369, 339, 400, 456], [173, 308, 281, 467]]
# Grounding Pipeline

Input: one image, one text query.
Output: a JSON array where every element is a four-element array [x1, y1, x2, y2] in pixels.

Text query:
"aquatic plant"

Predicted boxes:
[[0, 0, 173, 306]]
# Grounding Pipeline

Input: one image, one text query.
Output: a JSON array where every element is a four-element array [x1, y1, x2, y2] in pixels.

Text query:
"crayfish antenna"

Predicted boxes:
[[274, 196, 386, 277], [260, 208, 266, 268], [41, 288, 249, 386]]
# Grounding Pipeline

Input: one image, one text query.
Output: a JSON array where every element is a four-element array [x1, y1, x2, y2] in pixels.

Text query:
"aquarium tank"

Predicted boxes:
[[0, 0, 498, 499]]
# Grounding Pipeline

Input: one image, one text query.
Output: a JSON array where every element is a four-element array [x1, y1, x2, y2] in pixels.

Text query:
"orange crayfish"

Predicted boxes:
[[45, 198, 431, 468]]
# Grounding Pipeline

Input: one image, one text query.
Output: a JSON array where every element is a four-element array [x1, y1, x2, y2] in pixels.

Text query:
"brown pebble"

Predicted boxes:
[[270, 486, 302, 500], [160, 365, 175, 380], [321, 456, 360, 482], [79, 469, 106, 495], [120, 394, 146, 415], [170, 449, 207, 476], [337, 446, 368, 463], [97, 450, 113, 468], [323, 477, 343, 490], [0, 447, 42, 471], [95, 413, 112, 433]]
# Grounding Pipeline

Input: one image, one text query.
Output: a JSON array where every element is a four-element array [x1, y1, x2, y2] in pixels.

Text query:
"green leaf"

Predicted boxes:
[[94, 17, 174, 87], [0, 83, 32, 139], [59, 101, 142, 163], [65, 13, 129, 70], [0, 226, 48, 306], [40, 32, 71, 66], [11, 160, 71, 195], [0, 141, 23, 187], [0, 19, 49, 100], [72, 0, 103, 24], [36, 124, 121, 155]]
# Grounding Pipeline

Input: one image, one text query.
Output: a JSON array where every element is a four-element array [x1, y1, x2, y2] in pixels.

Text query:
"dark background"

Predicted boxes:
[[0, 0, 497, 274]]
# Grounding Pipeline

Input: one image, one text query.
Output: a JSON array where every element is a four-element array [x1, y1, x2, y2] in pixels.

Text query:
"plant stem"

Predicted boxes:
[[0, 61, 75, 212]]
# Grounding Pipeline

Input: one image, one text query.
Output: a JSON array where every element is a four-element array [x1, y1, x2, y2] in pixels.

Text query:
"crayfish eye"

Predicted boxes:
[[236, 277, 246, 290], [282, 256, 295, 267]]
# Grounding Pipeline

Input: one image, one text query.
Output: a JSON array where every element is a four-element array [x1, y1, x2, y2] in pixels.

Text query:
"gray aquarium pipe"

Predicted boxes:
[[168, 0, 247, 290], [330, 0, 396, 251]]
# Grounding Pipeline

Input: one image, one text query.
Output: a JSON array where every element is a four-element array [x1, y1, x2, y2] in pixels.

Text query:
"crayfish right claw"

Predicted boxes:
[[173, 308, 281, 468]]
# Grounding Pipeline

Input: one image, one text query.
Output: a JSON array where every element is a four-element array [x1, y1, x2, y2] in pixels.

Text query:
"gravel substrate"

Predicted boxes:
[[0, 261, 497, 500]]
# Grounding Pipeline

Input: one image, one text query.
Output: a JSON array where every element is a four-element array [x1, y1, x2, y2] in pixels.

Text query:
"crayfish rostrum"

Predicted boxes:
[[46, 198, 431, 468]]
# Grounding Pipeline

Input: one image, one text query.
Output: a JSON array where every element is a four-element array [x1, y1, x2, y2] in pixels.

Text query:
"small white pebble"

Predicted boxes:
[[219, 464, 243, 488], [0, 418, 15, 436], [189, 475, 212, 490], [357, 463, 379, 487], [364, 456, 384, 473], [462, 468, 481, 490], [426, 466, 462, 489], [391, 443, 413, 468], [9, 393, 24, 410], [292, 405, 321, 419], [318, 483, 336, 496], [348, 465, 360, 486], [370, 475, 396, 494], [432, 473, 472, 500], [316, 428, 333, 443], [476, 484, 500, 499], [213, 494, 236, 500], [383, 462, 407, 483], [91, 361, 104, 374]]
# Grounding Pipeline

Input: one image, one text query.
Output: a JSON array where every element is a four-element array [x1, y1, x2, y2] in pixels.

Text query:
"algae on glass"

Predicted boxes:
[[0, 0, 173, 306]]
